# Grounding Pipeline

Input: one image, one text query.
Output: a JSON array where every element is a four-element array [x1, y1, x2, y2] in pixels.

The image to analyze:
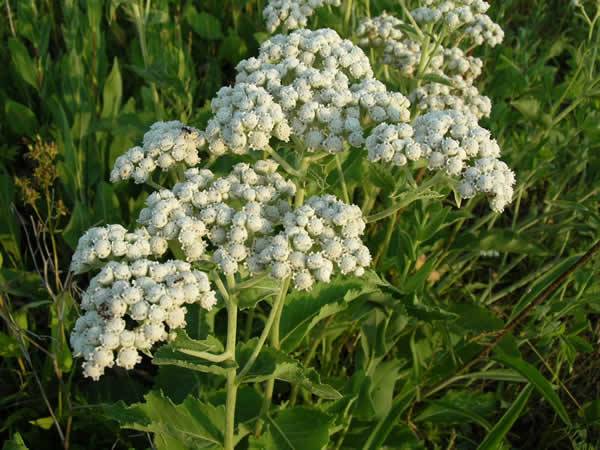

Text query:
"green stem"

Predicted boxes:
[[255, 278, 291, 436], [237, 277, 290, 381], [224, 296, 238, 450], [335, 154, 350, 204]]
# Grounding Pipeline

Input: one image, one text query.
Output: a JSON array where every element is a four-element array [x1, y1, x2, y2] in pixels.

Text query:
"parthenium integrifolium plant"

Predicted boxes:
[[69, 1, 514, 448]]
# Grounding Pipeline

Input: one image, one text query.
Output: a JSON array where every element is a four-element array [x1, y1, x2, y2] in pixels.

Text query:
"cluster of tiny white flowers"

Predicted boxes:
[[411, 0, 504, 47], [204, 83, 291, 155], [70, 225, 167, 274], [357, 12, 493, 118], [70, 259, 217, 380], [248, 195, 371, 291], [263, 0, 341, 32], [365, 110, 514, 211], [110, 121, 205, 184], [356, 12, 405, 48], [137, 161, 296, 274], [458, 157, 515, 212], [410, 81, 492, 119], [232, 28, 410, 154]]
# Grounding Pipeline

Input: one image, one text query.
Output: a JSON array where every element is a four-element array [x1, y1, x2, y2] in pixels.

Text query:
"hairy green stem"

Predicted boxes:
[[255, 277, 291, 436], [237, 277, 290, 381], [224, 296, 238, 450]]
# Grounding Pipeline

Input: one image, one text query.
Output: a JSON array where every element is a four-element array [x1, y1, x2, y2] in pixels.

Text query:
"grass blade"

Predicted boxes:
[[477, 384, 533, 450]]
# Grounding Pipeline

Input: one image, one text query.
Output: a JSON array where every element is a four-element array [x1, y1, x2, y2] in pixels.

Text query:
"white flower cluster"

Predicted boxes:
[[110, 121, 205, 184], [410, 81, 492, 119], [70, 225, 167, 274], [232, 28, 411, 154], [263, 0, 341, 32], [357, 12, 493, 118], [356, 12, 405, 48], [137, 161, 296, 274], [204, 83, 291, 155], [70, 259, 217, 380], [365, 110, 515, 212], [248, 195, 371, 290], [411, 0, 504, 47]]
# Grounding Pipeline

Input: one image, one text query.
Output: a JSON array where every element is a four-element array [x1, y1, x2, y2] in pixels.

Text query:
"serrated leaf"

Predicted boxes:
[[280, 277, 376, 352], [253, 407, 332, 450], [237, 341, 341, 400], [153, 332, 228, 376], [105, 390, 224, 449]]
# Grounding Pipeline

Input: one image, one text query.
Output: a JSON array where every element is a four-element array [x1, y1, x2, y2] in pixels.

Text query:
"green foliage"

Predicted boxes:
[[1, 1, 599, 449]]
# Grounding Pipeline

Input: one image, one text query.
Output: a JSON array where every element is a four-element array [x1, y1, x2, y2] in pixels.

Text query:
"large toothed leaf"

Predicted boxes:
[[104, 390, 224, 450], [279, 277, 378, 352], [248, 407, 332, 450], [153, 331, 228, 376], [237, 340, 341, 400]]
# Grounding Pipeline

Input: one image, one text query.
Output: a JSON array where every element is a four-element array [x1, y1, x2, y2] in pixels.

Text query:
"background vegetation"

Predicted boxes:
[[1, 0, 599, 449]]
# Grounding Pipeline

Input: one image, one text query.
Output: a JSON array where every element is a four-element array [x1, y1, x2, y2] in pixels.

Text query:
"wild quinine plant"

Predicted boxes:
[[69, 1, 516, 448]]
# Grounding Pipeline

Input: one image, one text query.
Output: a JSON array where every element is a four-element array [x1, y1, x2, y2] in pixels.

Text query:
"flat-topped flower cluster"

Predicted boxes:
[[69, 1, 515, 380]]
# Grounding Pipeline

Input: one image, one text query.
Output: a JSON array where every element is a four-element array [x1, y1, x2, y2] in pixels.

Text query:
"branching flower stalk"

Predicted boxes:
[[65, 2, 518, 448]]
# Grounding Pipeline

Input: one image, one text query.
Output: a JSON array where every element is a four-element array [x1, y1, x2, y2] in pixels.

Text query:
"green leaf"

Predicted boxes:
[[153, 332, 228, 377], [421, 73, 455, 87], [50, 293, 74, 373], [509, 255, 580, 321], [94, 182, 120, 223], [477, 384, 534, 450], [105, 390, 224, 450], [62, 202, 92, 250], [4, 100, 38, 136], [0, 172, 22, 262], [219, 33, 248, 64], [511, 97, 540, 119], [185, 8, 223, 40], [0, 269, 45, 299], [2, 432, 28, 450], [237, 341, 341, 400], [280, 277, 376, 352], [494, 350, 571, 426], [416, 391, 496, 431], [363, 383, 417, 450], [101, 57, 122, 119], [252, 407, 332, 450], [0, 332, 21, 358], [8, 38, 37, 89], [29, 417, 54, 430]]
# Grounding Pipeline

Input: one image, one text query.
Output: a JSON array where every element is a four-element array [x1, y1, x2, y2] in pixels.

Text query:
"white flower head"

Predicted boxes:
[[231, 28, 411, 155], [248, 195, 371, 290], [263, 0, 342, 33], [70, 225, 167, 274], [110, 121, 205, 184], [366, 110, 515, 212], [137, 160, 296, 274], [70, 259, 216, 380], [205, 83, 290, 155]]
